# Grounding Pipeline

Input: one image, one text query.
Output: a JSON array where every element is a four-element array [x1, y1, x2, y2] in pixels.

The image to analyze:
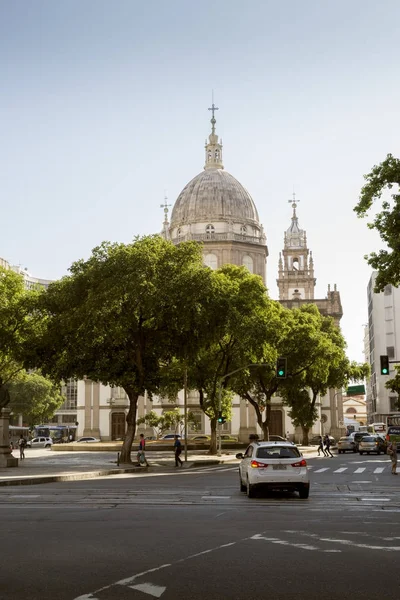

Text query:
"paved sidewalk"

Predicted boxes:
[[0, 446, 318, 487]]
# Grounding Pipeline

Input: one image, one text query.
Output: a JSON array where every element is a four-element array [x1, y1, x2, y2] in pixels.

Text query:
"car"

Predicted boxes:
[[309, 435, 336, 447], [349, 431, 370, 451], [190, 435, 211, 442], [76, 437, 101, 443], [337, 436, 357, 454], [26, 437, 53, 449], [236, 441, 310, 499], [160, 434, 181, 440], [221, 434, 238, 442], [359, 435, 387, 455]]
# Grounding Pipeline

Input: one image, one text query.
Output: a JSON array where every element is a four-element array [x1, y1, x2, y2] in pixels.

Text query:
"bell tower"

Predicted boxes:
[[277, 194, 316, 301]]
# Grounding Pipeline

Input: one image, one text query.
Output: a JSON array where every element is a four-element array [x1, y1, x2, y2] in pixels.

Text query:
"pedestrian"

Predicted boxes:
[[136, 433, 148, 466], [18, 434, 26, 460], [317, 435, 327, 457], [387, 441, 398, 475], [174, 435, 183, 467], [324, 434, 334, 457]]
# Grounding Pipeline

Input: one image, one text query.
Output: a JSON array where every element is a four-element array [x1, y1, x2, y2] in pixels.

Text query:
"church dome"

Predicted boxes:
[[170, 168, 260, 227]]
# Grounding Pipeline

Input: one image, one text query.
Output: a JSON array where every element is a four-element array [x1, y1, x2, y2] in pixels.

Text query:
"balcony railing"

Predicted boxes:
[[172, 232, 266, 245]]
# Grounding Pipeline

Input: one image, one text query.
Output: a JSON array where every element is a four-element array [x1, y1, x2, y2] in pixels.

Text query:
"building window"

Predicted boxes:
[[384, 285, 392, 295], [240, 225, 247, 235], [242, 255, 253, 273], [204, 253, 218, 270], [205, 224, 215, 237], [387, 346, 395, 358], [346, 407, 357, 414], [188, 410, 203, 433]]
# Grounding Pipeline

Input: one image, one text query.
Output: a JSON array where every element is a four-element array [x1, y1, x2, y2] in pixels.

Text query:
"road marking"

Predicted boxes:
[[201, 496, 231, 500], [313, 468, 330, 473], [354, 468, 366, 474], [333, 468, 347, 473], [129, 583, 166, 598], [373, 468, 385, 473], [361, 498, 390, 502]]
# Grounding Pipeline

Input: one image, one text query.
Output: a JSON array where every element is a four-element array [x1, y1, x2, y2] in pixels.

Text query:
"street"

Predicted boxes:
[[1, 451, 400, 600]]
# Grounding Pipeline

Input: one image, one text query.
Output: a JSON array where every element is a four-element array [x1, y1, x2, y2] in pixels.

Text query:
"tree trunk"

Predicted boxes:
[[119, 388, 139, 464], [261, 403, 272, 441], [209, 418, 217, 455], [301, 426, 310, 446]]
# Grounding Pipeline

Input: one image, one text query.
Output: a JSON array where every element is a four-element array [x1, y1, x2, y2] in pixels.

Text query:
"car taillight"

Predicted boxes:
[[250, 460, 269, 468], [291, 459, 307, 468]]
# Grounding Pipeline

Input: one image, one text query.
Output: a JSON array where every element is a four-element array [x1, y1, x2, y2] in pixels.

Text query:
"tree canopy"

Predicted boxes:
[[354, 153, 400, 291], [0, 267, 41, 409], [26, 236, 215, 463], [8, 371, 64, 426]]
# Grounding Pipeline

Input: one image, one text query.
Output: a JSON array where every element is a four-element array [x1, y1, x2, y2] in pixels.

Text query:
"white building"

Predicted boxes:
[[365, 272, 400, 423]]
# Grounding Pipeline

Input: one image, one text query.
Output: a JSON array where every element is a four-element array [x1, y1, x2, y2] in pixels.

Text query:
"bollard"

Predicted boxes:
[[117, 452, 120, 466]]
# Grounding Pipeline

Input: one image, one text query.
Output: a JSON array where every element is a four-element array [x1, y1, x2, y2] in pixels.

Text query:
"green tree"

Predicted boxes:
[[136, 409, 197, 439], [0, 267, 41, 409], [354, 154, 400, 291], [26, 236, 214, 464], [8, 371, 64, 426], [182, 265, 274, 454]]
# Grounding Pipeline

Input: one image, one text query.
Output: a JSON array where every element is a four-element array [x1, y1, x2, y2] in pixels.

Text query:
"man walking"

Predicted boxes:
[[136, 433, 148, 466], [388, 441, 398, 475], [174, 435, 183, 467], [18, 434, 26, 460], [317, 435, 327, 457], [324, 434, 334, 457]]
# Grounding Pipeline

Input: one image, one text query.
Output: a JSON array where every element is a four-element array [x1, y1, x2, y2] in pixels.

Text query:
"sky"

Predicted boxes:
[[1, 0, 400, 363]]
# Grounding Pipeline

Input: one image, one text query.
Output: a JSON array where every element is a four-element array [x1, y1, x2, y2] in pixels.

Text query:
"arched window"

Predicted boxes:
[[205, 224, 215, 238], [292, 257, 299, 271], [243, 255, 253, 273], [240, 225, 247, 235], [177, 227, 182, 240], [215, 149, 220, 161], [346, 407, 357, 414], [204, 253, 218, 270]]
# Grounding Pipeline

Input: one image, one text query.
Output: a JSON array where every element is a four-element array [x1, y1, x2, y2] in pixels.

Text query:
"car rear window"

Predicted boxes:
[[256, 446, 300, 459], [388, 427, 400, 435], [361, 436, 375, 442]]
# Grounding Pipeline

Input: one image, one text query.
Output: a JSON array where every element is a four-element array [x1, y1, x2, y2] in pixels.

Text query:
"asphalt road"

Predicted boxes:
[[2, 452, 399, 600]]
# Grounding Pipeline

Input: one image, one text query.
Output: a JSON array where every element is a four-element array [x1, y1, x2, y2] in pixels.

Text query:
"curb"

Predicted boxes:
[[0, 466, 146, 487]]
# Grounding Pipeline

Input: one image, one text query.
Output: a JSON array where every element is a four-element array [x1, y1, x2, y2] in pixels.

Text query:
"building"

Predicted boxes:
[[365, 272, 400, 423], [77, 108, 346, 442]]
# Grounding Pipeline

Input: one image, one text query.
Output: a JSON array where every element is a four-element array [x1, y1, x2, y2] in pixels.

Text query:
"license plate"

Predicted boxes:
[[273, 465, 287, 470]]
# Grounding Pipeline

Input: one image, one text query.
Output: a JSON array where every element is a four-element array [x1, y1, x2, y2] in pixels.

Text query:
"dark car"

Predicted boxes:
[[349, 431, 370, 451]]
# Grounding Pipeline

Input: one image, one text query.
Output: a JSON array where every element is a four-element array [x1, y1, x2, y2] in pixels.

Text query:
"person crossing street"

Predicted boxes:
[[174, 435, 183, 467], [324, 434, 334, 457]]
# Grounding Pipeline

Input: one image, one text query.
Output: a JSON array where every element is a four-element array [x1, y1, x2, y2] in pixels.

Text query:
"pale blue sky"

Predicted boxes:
[[2, 1, 400, 362]]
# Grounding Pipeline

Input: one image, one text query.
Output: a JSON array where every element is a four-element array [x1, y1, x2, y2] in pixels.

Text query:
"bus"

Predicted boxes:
[[9, 425, 30, 449], [33, 425, 77, 443], [371, 422, 386, 434]]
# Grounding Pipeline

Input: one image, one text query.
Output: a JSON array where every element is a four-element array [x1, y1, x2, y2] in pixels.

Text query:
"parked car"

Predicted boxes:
[[309, 435, 336, 447], [359, 435, 387, 455], [337, 436, 357, 454], [26, 437, 53, 448], [221, 434, 238, 442], [161, 434, 181, 440], [190, 435, 211, 442], [236, 441, 310, 499], [76, 437, 101, 443]]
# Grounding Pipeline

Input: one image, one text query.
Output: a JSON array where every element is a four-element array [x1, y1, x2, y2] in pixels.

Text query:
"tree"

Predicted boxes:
[[354, 154, 400, 291], [136, 409, 198, 439], [8, 371, 64, 426], [0, 267, 41, 410], [25, 236, 214, 464], [182, 265, 276, 454]]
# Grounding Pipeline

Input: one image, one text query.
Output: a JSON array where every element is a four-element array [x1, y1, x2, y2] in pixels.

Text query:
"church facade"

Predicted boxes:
[[77, 109, 345, 443]]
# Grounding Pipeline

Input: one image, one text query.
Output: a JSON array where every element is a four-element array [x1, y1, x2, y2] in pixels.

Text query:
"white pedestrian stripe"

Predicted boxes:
[[314, 468, 330, 473], [354, 468, 366, 474], [333, 468, 347, 473], [373, 468, 385, 474]]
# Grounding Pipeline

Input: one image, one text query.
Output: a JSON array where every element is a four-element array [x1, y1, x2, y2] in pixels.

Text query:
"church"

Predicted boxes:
[[77, 107, 345, 443]]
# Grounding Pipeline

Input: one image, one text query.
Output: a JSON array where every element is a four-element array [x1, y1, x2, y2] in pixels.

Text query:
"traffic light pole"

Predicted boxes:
[[217, 363, 268, 457]]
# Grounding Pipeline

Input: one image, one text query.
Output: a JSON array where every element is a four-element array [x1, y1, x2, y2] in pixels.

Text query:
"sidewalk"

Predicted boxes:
[[0, 446, 318, 487]]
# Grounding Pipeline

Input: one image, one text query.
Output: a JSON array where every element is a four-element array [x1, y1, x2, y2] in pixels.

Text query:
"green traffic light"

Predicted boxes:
[[278, 370, 284, 376], [382, 368, 388, 374]]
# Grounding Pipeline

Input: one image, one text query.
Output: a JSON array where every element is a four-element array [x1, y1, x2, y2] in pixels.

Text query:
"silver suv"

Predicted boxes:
[[237, 441, 310, 499]]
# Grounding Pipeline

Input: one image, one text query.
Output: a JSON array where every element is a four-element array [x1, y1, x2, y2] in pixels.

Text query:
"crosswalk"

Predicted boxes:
[[310, 465, 398, 475]]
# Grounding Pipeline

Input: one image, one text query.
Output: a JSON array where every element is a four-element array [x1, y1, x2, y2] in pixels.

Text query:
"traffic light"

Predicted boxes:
[[217, 411, 226, 424], [276, 357, 287, 379], [380, 355, 390, 375]]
